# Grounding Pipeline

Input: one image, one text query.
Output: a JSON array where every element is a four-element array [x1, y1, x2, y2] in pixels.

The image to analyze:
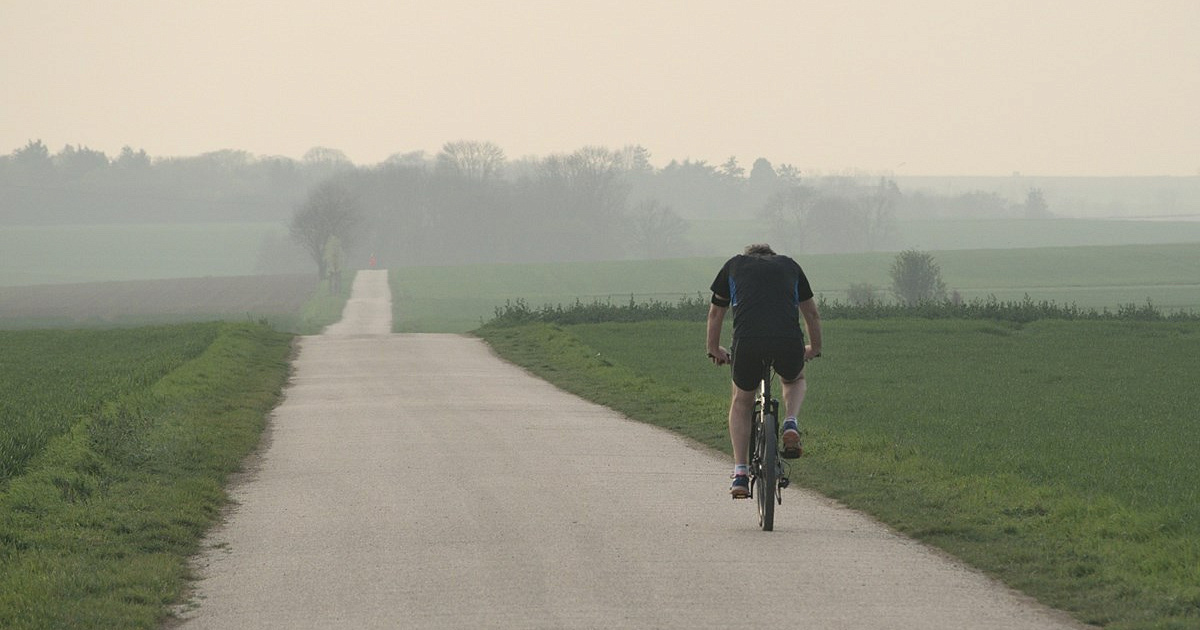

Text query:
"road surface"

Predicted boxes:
[[174, 269, 1089, 629]]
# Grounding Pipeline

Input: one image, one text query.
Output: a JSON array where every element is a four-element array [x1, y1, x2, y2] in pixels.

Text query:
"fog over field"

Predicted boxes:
[[2, 1, 1198, 286]]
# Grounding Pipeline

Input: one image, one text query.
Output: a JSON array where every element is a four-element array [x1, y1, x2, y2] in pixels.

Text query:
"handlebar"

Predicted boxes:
[[706, 352, 821, 361]]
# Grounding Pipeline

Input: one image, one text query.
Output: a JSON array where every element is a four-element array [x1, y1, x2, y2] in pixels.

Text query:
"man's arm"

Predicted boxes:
[[706, 300, 730, 364], [799, 298, 822, 359]]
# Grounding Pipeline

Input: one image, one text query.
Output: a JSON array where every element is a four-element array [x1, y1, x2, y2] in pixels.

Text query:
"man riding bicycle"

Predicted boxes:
[[706, 244, 822, 498]]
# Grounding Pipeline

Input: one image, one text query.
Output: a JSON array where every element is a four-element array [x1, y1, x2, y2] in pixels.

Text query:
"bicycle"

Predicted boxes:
[[712, 349, 818, 531], [746, 360, 788, 531]]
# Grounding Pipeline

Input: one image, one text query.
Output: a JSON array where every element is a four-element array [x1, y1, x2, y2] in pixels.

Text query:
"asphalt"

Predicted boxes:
[[174, 269, 1091, 629]]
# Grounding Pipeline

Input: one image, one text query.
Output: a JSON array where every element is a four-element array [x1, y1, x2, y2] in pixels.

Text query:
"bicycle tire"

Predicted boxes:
[[756, 412, 777, 531]]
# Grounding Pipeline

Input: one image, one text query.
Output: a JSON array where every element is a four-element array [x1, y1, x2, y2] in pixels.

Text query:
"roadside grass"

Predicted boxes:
[[391, 242, 1200, 333], [289, 271, 355, 335], [0, 322, 293, 630], [476, 319, 1200, 630]]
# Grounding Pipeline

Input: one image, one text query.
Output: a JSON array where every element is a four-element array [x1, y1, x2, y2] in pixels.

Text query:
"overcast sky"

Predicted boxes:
[[2, 1, 1197, 175]]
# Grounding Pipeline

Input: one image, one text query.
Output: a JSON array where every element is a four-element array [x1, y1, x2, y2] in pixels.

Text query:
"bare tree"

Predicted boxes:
[[436, 140, 506, 181], [759, 186, 818, 252], [629, 199, 689, 258], [760, 177, 899, 254], [863, 177, 900, 250], [290, 180, 362, 280]]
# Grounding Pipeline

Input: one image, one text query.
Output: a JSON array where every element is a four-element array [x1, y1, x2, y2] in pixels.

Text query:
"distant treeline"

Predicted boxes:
[[0, 142, 334, 225], [281, 141, 1079, 268], [483, 293, 1198, 328], [5, 139, 1199, 269]]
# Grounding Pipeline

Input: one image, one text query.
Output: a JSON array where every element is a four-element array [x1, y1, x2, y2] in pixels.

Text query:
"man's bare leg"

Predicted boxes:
[[729, 385, 756, 466], [728, 385, 755, 497], [780, 374, 806, 457], [781, 374, 806, 420]]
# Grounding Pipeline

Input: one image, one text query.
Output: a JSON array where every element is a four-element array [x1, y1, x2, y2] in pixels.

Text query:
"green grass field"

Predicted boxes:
[[0, 272, 353, 334], [0, 325, 219, 482], [477, 319, 1200, 630], [0, 323, 293, 629], [391, 242, 1200, 332], [5, 216, 1196, 290], [0, 222, 286, 286], [3, 224, 1197, 627], [685, 216, 1200, 256]]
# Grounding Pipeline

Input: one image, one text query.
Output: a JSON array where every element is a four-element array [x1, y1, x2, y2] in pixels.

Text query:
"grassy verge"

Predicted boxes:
[[286, 271, 355, 334], [476, 319, 1200, 630], [0, 322, 293, 629]]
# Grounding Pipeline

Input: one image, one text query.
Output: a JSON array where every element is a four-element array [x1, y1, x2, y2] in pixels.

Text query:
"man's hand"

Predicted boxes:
[[805, 345, 822, 361], [707, 346, 731, 365]]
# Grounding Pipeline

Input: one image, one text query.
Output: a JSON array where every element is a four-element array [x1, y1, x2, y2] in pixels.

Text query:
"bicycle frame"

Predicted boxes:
[[748, 361, 786, 530]]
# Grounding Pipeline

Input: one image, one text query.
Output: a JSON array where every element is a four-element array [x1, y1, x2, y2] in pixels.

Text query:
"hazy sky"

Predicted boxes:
[[2, 1, 1197, 175]]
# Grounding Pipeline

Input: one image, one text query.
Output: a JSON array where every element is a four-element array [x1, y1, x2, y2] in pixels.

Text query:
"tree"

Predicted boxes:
[[759, 175, 900, 254], [748, 158, 776, 183], [322, 234, 344, 293], [436, 140, 505, 181], [53, 145, 109, 182], [290, 180, 362, 279], [776, 163, 802, 185], [529, 146, 631, 259], [114, 146, 151, 170], [890, 250, 947, 305], [759, 186, 816, 252], [382, 150, 428, 167], [719, 156, 744, 180], [302, 147, 352, 169], [1024, 187, 1051, 219], [616, 144, 654, 174], [11, 139, 54, 181], [863, 178, 901, 250], [628, 199, 689, 259]]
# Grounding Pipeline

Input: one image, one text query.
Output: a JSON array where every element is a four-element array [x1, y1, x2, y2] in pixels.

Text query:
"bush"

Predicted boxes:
[[846, 283, 881, 306], [890, 249, 947, 306]]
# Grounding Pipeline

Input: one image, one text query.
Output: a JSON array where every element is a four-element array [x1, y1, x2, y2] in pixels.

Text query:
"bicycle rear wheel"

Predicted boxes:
[[755, 413, 777, 531]]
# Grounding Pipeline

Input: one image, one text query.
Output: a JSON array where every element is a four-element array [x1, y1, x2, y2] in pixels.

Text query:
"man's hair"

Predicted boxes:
[[744, 243, 776, 256]]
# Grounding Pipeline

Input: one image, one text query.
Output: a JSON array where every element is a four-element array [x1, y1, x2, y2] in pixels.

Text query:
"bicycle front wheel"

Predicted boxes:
[[755, 413, 777, 531]]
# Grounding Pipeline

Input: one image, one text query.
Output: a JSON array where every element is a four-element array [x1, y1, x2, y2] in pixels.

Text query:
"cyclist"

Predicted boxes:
[[706, 243, 822, 498]]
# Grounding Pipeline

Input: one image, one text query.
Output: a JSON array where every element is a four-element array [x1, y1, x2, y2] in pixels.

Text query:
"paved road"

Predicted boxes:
[[175, 269, 1089, 629]]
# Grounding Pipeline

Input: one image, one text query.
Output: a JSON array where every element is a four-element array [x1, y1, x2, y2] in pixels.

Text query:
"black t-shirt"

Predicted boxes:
[[710, 254, 814, 339]]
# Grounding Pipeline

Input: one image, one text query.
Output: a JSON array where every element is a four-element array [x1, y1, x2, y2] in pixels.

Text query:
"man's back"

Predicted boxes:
[[710, 254, 813, 339]]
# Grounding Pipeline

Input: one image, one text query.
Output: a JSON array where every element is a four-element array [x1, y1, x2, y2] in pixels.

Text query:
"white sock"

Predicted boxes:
[[733, 464, 749, 477]]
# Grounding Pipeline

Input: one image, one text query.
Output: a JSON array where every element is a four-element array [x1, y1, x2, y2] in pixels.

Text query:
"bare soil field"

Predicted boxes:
[[0, 274, 316, 327]]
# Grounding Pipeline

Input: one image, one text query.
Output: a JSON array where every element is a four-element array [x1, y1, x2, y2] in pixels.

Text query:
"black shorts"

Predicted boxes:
[[730, 336, 806, 392]]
